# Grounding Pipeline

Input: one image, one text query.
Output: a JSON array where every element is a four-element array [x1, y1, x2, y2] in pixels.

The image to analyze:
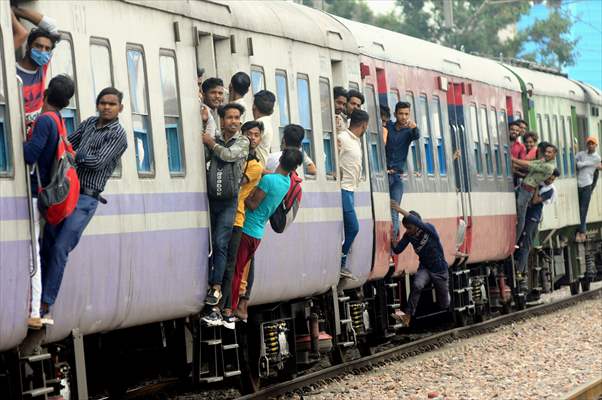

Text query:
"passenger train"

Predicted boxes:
[[0, 0, 600, 398]]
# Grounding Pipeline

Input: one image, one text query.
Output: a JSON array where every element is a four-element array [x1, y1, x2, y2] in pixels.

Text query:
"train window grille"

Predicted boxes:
[[480, 106, 493, 176], [432, 97, 447, 176], [365, 84, 384, 173], [275, 70, 290, 140], [490, 108, 502, 177], [498, 110, 510, 177], [468, 104, 483, 175], [319, 77, 336, 177], [48, 33, 79, 135], [406, 91, 422, 173], [537, 114, 543, 140], [349, 81, 359, 91], [552, 115, 562, 174], [297, 74, 315, 176], [544, 114, 551, 145], [127, 46, 154, 175], [251, 65, 265, 95], [160, 51, 185, 175], [419, 95, 434, 175], [0, 34, 11, 176], [567, 117, 575, 176], [503, 144, 511, 176]]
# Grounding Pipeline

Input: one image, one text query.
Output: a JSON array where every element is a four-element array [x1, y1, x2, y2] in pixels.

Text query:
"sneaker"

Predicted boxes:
[[41, 313, 54, 326], [28, 317, 43, 330], [340, 267, 358, 281], [205, 287, 222, 306], [202, 310, 223, 326], [391, 310, 411, 327]]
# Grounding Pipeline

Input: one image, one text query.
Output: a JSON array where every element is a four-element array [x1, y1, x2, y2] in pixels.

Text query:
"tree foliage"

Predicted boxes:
[[308, 0, 578, 69]]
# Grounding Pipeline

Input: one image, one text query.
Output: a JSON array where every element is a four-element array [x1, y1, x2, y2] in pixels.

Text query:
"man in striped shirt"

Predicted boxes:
[[40, 87, 127, 322]]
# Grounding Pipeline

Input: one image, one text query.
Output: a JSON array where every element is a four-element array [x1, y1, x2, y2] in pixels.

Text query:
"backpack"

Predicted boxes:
[[270, 170, 302, 233], [34, 112, 80, 225], [207, 137, 244, 200]]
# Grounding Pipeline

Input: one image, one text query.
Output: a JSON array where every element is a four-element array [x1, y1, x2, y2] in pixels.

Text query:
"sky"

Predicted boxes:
[[365, 0, 602, 89]]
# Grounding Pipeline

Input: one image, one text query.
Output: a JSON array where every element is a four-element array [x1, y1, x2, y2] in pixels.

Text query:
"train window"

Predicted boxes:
[[567, 117, 575, 176], [537, 114, 543, 139], [480, 106, 493, 176], [48, 33, 78, 134], [160, 51, 184, 175], [406, 91, 421, 173], [544, 114, 551, 143], [418, 95, 434, 175], [0, 34, 10, 175], [561, 117, 569, 176], [431, 97, 447, 176], [297, 74, 315, 175], [349, 82, 359, 91], [490, 108, 502, 177], [498, 110, 510, 177], [387, 90, 399, 122], [250, 65, 265, 95], [275, 70, 290, 140], [89, 38, 114, 102], [552, 115, 562, 175], [468, 104, 483, 175], [319, 77, 336, 177], [365, 84, 384, 173], [127, 45, 154, 175]]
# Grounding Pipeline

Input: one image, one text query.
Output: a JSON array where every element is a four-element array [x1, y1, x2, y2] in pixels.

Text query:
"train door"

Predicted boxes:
[[447, 81, 472, 254]]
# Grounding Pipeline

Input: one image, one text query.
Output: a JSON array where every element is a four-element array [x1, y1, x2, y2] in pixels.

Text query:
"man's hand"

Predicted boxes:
[[453, 149, 461, 161], [390, 200, 408, 216], [407, 120, 417, 129], [202, 132, 215, 148], [201, 105, 209, 124]]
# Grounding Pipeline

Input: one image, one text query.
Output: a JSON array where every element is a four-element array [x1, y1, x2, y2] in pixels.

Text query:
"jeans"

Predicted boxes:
[[41, 194, 98, 305], [388, 173, 404, 239], [515, 187, 534, 244], [208, 198, 237, 287], [515, 219, 539, 275], [405, 267, 450, 316], [341, 189, 359, 259], [231, 233, 261, 309], [578, 185, 593, 234], [221, 226, 243, 309]]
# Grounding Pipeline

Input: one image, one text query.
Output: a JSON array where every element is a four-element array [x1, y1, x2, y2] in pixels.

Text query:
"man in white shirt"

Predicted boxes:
[[338, 110, 369, 280], [252, 90, 276, 166], [229, 72, 251, 124], [576, 136, 602, 242], [265, 124, 317, 175]]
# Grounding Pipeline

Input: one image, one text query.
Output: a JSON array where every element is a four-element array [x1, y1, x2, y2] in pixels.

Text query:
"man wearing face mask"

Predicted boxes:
[[12, 6, 59, 128]]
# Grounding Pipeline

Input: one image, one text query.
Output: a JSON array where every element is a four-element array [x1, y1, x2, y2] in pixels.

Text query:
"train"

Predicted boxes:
[[0, 0, 600, 398]]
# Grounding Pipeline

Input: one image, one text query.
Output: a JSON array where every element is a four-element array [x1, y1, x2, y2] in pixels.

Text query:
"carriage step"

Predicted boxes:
[[338, 296, 351, 302], [45, 378, 61, 385], [222, 343, 239, 350], [340, 319, 352, 325], [390, 323, 404, 330], [339, 341, 355, 348], [200, 376, 223, 383], [202, 339, 222, 345], [20, 353, 51, 363], [388, 303, 401, 309], [224, 370, 241, 378], [385, 283, 398, 288], [23, 387, 54, 398]]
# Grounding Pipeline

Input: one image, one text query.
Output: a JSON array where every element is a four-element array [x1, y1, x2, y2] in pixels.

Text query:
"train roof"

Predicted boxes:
[[333, 16, 521, 92], [122, 0, 358, 53], [572, 80, 602, 106], [504, 64, 585, 101]]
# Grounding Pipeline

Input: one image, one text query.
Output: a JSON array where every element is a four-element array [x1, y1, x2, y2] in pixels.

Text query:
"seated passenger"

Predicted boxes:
[[576, 136, 602, 242], [390, 204, 450, 327], [515, 169, 559, 284], [229, 72, 251, 124], [265, 124, 317, 175], [229, 149, 304, 314], [512, 143, 557, 245], [333, 86, 348, 133], [12, 6, 59, 127], [202, 103, 249, 308], [39, 86, 128, 324], [201, 77, 224, 137], [22, 75, 74, 329], [338, 110, 369, 280], [252, 90, 276, 166], [207, 121, 263, 327]]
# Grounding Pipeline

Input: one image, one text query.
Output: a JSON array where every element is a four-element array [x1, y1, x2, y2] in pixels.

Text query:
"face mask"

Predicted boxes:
[[29, 48, 52, 66]]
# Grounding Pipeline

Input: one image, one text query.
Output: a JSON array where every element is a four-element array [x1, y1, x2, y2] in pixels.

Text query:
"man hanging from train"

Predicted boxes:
[[265, 123, 317, 175], [333, 86, 348, 133], [201, 77, 225, 137], [213, 120, 264, 327], [252, 90, 276, 166], [39, 86, 128, 325], [575, 136, 602, 242], [515, 119, 529, 144], [509, 121, 526, 189], [12, 5, 59, 128], [515, 169, 559, 290], [385, 101, 420, 239], [338, 110, 369, 281], [228, 72, 252, 124], [512, 143, 558, 246], [390, 204, 450, 327], [345, 89, 364, 127], [22, 75, 74, 329], [202, 103, 249, 308]]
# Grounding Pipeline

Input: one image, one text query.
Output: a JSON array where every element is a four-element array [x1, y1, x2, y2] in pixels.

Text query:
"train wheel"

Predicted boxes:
[[570, 280, 581, 296], [581, 278, 591, 292]]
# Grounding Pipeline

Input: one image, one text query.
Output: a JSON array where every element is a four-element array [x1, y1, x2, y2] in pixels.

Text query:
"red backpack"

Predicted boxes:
[[34, 112, 80, 225], [269, 170, 302, 233]]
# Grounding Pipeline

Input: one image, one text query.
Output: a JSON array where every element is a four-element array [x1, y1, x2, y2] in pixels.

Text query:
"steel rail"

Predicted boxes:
[[236, 287, 602, 400], [562, 376, 602, 400]]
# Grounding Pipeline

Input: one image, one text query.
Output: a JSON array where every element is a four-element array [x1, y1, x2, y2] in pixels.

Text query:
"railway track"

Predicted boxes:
[[563, 376, 602, 400], [236, 287, 602, 400]]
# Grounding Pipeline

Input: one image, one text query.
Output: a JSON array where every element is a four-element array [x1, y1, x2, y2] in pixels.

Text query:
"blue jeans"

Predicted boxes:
[[341, 189, 359, 258], [406, 268, 450, 316], [208, 198, 237, 287], [515, 219, 539, 275], [41, 194, 98, 305], [578, 185, 593, 234], [515, 186, 533, 245], [388, 173, 404, 239]]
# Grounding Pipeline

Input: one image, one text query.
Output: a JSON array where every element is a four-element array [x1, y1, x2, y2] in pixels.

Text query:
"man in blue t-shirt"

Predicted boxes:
[[386, 102, 420, 239], [515, 169, 559, 281], [390, 203, 449, 327], [202, 148, 303, 325]]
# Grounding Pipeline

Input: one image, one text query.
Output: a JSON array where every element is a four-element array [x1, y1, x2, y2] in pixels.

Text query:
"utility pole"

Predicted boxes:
[[443, 0, 454, 29]]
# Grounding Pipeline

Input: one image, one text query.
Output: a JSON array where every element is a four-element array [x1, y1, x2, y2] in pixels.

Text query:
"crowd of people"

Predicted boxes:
[[13, 6, 601, 332]]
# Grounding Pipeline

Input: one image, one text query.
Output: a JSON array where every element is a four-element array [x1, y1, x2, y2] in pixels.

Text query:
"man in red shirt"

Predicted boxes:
[[509, 121, 526, 159]]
